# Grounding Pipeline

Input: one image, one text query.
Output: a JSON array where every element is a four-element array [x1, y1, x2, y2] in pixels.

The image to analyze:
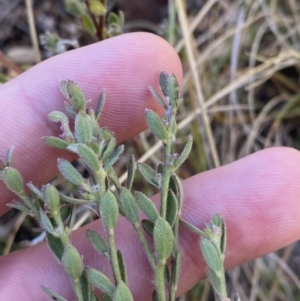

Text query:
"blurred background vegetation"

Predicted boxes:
[[1, 0, 300, 300]]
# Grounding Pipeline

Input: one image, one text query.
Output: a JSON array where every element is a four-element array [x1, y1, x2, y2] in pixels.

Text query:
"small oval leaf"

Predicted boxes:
[[57, 159, 85, 186], [3, 167, 24, 195], [126, 154, 136, 190], [102, 135, 116, 163], [62, 245, 83, 280], [114, 281, 134, 301], [81, 15, 96, 35], [159, 71, 170, 98], [149, 86, 168, 110], [166, 190, 178, 227], [117, 250, 127, 284], [41, 286, 68, 301], [90, 0, 107, 16], [43, 184, 60, 215], [48, 111, 69, 123], [104, 144, 124, 170], [78, 143, 100, 173], [137, 162, 160, 187], [200, 237, 221, 273], [135, 191, 159, 223], [207, 267, 222, 295], [66, 81, 86, 112], [174, 135, 193, 170], [85, 267, 115, 297], [154, 218, 174, 263], [46, 232, 65, 261], [145, 109, 167, 141], [141, 219, 154, 236], [169, 74, 180, 108], [100, 190, 119, 230], [86, 229, 108, 256], [75, 113, 93, 144], [120, 188, 139, 226], [43, 136, 69, 149], [95, 90, 106, 120]]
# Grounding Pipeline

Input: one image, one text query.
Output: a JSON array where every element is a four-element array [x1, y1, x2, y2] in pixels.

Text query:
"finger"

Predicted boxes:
[[0, 32, 182, 215], [1, 147, 299, 300]]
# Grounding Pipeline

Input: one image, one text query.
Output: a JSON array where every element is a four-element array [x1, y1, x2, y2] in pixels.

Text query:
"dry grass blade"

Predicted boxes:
[[176, 0, 220, 168], [25, 0, 41, 63]]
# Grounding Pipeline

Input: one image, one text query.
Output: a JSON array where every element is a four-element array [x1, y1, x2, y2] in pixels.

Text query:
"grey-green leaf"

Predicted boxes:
[[102, 135, 116, 163], [48, 111, 69, 123], [95, 89, 106, 120], [43, 136, 70, 149], [85, 267, 115, 297], [149, 86, 168, 110], [145, 109, 167, 141], [120, 188, 139, 226], [41, 286, 68, 301], [64, 101, 77, 118], [142, 219, 154, 236], [40, 210, 54, 232], [171, 173, 184, 211], [159, 71, 170, 98], [137, 162, 160, 187], [7, 201, 31, 215], [207, 267, 222, 295], [126, 154, 136, 190], [79, 273, 92, 301], [174, 135, 193, 170], [66, 80, 86, 112], [102, 294, 113, 301], [57, 159, 85, 186], [78, 143, 100, 173], [3, 167, 24, 195], [75, 113, 93, 144], [166, 190, 178, 227], [169, 74, 180, 108], [5, 145, 14, 166], [81, 14, 96, 35], [62, 245, 83, 280], [86, 229, 108, 256], [104, 144, 124, 170], [171, 251, 181, 291], [46, 232, 65, 261], [135, 191, 159, 223], [117, 250, 127, 284], [60, 192, 94, 204], [43, 184, 60, 214], [100, 190, 119, 230], [114, 281, 134, 301], [27, 181, 43, 198], [154, 218, 174, 263], [200, 237, 221, 273]]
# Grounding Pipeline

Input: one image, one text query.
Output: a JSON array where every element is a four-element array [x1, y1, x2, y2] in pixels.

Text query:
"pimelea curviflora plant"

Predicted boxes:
[[0, 72, 237, 301]]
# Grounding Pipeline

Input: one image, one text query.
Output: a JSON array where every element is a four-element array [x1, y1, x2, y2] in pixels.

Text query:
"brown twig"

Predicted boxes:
[[0, 51, 23, 75]]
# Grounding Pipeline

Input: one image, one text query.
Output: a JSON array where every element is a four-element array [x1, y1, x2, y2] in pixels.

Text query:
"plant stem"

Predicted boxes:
[[155, 263, 167, 301], [108, 229, 122, 284]]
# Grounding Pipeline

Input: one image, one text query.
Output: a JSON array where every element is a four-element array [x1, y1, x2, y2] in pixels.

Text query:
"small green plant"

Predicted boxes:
[[0, 72, 238, 300], [65, 0, 125, 40]]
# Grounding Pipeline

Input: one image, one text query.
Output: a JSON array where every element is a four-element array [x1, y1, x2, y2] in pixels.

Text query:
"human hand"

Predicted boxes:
[[0, 33, 300, 300]]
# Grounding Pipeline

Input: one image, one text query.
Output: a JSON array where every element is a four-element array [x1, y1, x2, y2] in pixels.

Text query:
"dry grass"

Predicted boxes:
[[1, 0, 300, 300]]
